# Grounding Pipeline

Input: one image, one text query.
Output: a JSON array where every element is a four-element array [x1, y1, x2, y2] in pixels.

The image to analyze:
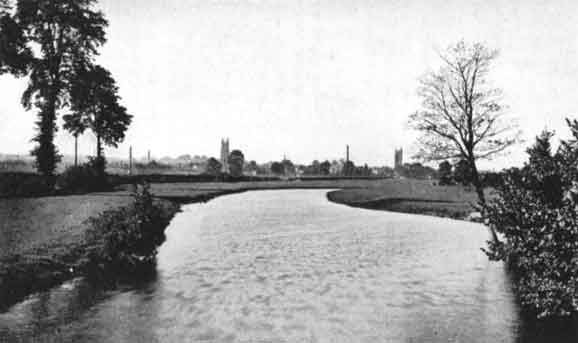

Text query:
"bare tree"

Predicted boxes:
[[409, 41, 519, 240], [410, 41, 519, 199]]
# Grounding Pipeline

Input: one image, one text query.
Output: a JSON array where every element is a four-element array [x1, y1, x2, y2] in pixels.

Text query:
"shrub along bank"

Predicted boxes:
[[483, 121, 578, 319], [80, 184, 179, 277]]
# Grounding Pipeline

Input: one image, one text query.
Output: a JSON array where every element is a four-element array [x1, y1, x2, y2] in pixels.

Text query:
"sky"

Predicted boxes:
[[1, 0, 578, 169]]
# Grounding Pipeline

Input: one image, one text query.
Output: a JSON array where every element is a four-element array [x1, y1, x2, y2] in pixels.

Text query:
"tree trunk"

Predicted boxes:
[[96, 133, 102, 160], [95, 132, 105, 178], [32, 90, 59, 177], [470, 157, 499, 243]]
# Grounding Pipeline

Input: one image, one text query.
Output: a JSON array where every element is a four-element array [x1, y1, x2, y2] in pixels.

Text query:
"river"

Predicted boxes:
[[0, 190, 576, 342]]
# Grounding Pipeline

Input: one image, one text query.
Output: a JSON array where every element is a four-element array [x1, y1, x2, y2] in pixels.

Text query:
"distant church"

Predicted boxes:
[[394, 148, 403, 169], [220, 138, 230, 174]]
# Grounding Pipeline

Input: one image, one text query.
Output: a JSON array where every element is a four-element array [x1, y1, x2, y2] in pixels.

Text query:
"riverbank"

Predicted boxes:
[[0, 178, 481, 310], [0, 193, 177, 310], [326, 179, 490, 220]]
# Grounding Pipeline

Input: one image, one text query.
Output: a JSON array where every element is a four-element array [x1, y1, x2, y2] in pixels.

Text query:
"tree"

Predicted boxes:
[[409, 41, 518, 201], [205, 157, 222, 176], [270, 161, 284, 175], [281, 159, 295, 176], [0, 0, 108, 176], [343, 160, 355, 176], [453, 159, 473, 185], [409, 41, 519, 241], [245, 160, 258, 175], [228, 150, 244, 177], [438, 160, 453, 185], [319, 160, 331, 175], [64, 64, 131, 176]]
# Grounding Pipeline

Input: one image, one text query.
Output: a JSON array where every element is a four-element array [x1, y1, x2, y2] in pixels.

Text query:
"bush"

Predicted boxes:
[[0, 172, 53, 197], [58, 157, 109, 193], [82, 183, 178, 275], [483, 122, 578, 318]]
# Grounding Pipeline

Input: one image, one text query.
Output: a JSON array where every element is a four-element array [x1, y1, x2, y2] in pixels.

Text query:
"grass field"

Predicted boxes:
[[326, 179, 492, 219], [0, 194, 133, 259]]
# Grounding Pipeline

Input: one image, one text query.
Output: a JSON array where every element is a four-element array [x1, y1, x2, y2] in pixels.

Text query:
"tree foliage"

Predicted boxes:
[[270, 161, 284, 175], [453, 159, 473, 185], [438, 160, 453, 185], [483, 120, 578, 318], [63, 64, 131, 176], [205, 157, 222, 176], [282, 159, 295, 176], [0, 1, 31, 76], [319, 160, 331, 175], [228, 150, 244, 177]]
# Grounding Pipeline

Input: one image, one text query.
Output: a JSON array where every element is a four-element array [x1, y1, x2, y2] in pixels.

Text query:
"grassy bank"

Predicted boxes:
[[0, 192, 178, 310], [326, 179, 491, 220]]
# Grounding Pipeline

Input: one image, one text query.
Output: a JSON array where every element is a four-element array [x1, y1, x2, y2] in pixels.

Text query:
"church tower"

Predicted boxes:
[[220, 138, 230, 174]]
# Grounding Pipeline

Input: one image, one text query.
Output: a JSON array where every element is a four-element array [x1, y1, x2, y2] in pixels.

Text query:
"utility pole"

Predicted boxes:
[[147, 150, 151, 163], [345, 145, 350, 177], [129, 146, 133, 176], [74, 135, 78, 167]]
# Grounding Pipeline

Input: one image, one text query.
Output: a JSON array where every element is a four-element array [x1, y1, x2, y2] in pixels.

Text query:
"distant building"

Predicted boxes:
[[394, 148, 403, 170], [220, 138, 230, 174]]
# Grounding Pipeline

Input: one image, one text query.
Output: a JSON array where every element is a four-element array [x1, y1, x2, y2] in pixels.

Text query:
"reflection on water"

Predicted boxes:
[[1, 190, 577, 343]]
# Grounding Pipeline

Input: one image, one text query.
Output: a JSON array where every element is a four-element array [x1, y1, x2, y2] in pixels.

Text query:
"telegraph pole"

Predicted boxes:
[[129, 146, 133, 176], [74, 135, 78, 167]]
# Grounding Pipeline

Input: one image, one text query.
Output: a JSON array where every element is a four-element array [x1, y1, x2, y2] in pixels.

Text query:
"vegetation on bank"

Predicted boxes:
[[80, 184, 179, 276], [326, 180, 485, 220], [483, 122, 578, 318], [0, 184, 178, 310]]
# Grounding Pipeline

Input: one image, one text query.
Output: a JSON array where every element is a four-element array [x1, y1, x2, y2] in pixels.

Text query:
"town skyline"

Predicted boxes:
[[2, 0, 578, 169]]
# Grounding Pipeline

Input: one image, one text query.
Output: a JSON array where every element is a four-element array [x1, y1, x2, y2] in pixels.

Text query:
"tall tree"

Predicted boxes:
[[319, 160, 331, 175], [228, 150, 244, 177], [64, 64, 131, 175], [438, 160, 453, 185], [205, 157, 222, 177], [409, 41, 520, 242], [281, 158, 295, 176], [453, 159, 473, 185], [270, 161, 284, 175], [1, 0, 107, 175], [343, 160, 355, 176], [409, 41, 519, 204]]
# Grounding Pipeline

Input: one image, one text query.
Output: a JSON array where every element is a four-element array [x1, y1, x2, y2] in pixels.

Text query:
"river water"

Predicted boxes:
[[0, 190, 576, 342]]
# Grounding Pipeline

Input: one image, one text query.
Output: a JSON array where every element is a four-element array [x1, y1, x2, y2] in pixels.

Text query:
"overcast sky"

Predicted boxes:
[[1, 0, 578, 169]]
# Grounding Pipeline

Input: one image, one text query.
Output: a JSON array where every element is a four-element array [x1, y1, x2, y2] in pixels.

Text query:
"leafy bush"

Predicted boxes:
[[82, 183, 178, 275], [0, 172, 53, 197], [57, 157, 109, 192], [483, 121, 578, 318]]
